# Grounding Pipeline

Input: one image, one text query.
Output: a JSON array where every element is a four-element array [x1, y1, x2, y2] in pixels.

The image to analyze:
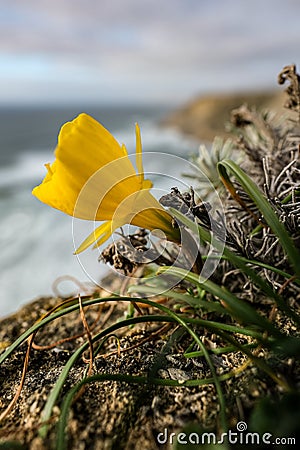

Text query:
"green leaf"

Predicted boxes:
[[158, 266, 281, 338], [168, 208, 300, 326], [217, 159, 300, 278]]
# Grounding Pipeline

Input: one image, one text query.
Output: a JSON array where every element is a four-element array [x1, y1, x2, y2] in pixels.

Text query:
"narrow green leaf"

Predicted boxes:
[[169, 208, 300, 326], [158, 265, 282, 338], [217, 160, 300, 278], [129, 284, 228, 314]]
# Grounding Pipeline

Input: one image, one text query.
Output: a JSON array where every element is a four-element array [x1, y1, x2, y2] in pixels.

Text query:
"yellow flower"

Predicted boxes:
[[32, 113, 180, 253]]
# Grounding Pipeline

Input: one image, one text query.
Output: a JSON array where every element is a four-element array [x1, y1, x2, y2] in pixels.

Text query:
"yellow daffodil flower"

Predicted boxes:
[[32, 113, 180, 253]]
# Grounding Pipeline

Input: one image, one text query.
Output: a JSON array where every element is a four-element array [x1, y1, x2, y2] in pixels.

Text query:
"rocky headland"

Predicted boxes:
[[163, 90, 285, 141]]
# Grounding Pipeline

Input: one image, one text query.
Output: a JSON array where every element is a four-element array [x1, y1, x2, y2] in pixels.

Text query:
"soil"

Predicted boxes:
[[0, 289, 299, 450]]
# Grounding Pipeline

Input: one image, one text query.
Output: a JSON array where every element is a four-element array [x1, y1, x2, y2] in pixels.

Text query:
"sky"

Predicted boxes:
[[0, 0, 300, 106]]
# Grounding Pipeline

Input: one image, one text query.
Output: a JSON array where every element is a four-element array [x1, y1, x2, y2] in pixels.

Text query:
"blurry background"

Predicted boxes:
[[0, 0, 299, 315]]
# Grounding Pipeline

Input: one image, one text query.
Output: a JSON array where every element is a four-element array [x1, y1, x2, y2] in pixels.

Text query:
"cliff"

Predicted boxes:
[[163, 90, 285, 141]]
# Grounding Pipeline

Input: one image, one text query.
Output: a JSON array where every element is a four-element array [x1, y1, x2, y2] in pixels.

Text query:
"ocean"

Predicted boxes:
[[0, 105, 199, 316]]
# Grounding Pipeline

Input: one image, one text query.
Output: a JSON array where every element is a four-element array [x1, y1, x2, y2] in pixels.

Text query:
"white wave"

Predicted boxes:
[[0, 203, 104, 316], [0, 150, 51, 189]]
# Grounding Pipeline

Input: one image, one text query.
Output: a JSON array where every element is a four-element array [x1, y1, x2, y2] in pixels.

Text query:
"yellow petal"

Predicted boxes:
[[32, 113, 136, 219], [73, 156, 151, 221], [142, 179, 153, 190], [74, 221, 114, 254], [75, 189, 179, 253], [135, 123, 143, 182], [110, 188, 180, 242]]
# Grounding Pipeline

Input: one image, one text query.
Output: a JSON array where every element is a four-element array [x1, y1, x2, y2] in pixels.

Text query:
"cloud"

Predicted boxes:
[[0, 0, 300, 104]]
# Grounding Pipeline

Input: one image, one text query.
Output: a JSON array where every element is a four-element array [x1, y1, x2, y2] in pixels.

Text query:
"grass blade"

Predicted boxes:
[[169, 208, 300, 326], [217, 159, 300, 278]]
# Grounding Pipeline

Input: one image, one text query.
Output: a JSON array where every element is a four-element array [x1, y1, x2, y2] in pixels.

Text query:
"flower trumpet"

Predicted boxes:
[[32, 113, 180, 253]]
